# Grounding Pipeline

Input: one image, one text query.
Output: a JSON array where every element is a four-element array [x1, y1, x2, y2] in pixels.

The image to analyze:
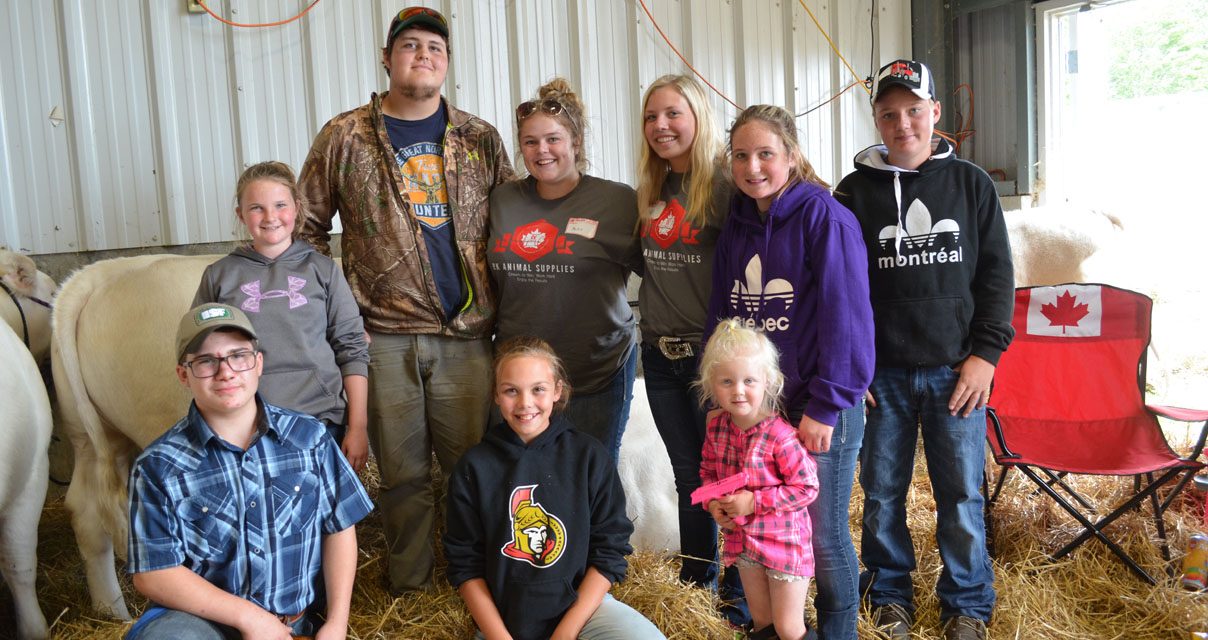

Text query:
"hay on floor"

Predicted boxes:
[[10, 445, 1208, 639]]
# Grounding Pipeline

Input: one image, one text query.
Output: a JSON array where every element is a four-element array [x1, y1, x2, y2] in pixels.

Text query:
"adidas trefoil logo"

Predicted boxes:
[[729, 255, 794, 332], [876, 199, 963, 269]]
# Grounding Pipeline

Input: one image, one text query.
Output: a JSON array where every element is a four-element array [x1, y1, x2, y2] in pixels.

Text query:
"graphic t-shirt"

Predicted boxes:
[[488, 176, 640, 393], [384, 108, 463, 320], [637, 169, 730, 343]]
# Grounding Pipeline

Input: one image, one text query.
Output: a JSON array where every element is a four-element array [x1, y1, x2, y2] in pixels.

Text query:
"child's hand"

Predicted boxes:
[[718, 490, 755, 519], [708, 499, 735, 530], [341, 423, 369, 473], [797, 414, 834, 453]]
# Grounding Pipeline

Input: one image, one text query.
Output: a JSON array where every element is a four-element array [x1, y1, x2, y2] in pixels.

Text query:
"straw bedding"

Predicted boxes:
[[6, 445, 1208, 639]]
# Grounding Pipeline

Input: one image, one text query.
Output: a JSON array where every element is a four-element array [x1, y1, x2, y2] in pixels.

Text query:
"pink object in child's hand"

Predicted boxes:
[[693, 472, 749, 526]]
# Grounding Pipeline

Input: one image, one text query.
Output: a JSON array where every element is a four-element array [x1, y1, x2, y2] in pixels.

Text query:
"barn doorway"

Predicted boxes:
[[1036, 0, 1208, 404]]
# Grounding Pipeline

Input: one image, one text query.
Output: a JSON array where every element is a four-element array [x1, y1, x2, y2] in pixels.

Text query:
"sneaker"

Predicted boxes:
[[942, 616, 987, 640], [871, 603, 913, 639]]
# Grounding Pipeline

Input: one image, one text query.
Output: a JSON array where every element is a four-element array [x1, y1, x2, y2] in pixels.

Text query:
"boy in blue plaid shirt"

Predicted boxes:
[[124, 303, 374, 640]]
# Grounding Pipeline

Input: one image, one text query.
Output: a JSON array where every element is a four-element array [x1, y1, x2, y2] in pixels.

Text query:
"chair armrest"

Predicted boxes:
[[986, 407, 1021, 460], [1147, 404, 1208, 462], [1146, 405, 1208, 422]]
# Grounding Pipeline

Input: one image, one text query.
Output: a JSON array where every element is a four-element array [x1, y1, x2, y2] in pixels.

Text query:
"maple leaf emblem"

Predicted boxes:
[[1040, 290, 1090, 334]]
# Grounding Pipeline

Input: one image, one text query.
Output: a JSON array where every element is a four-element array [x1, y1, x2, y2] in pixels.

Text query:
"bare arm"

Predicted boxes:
[[313, 526, 358, 640], [132, 567, 291, 640], [550, 567, 611, 640], [339, 374, 369, 472], [458, 578, 512, 640]]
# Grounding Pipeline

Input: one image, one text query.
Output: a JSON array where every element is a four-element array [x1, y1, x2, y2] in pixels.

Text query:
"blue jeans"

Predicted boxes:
[[790, 403, 864, 640], [473, 594, 666, 639], [563, 343, 638, 463], [859, 366, 995, 622], [125, 606, 317, 639], [640, 343, 748, 626]]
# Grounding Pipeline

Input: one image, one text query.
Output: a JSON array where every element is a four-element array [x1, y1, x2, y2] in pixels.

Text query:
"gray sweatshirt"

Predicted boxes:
[[193, 241, 368, 425]]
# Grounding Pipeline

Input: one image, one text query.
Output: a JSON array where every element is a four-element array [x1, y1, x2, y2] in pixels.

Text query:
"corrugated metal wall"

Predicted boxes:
[[0, 0, 910, 256], [954, 2, 1018, 184]]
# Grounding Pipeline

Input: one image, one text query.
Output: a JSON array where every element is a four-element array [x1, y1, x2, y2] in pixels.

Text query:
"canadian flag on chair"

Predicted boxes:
[[1025, 284, 1103, 337]]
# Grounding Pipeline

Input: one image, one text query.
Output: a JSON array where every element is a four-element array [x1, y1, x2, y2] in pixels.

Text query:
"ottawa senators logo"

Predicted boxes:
[[500, 485, 567, 568]]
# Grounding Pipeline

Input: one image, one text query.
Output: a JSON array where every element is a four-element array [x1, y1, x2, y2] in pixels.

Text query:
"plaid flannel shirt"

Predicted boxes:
[[127, 398, 373, 616], [700, 413, 819, 576]]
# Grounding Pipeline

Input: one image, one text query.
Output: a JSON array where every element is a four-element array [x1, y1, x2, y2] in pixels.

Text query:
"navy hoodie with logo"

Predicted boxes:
[[443, 416, 632, 640], [833, 138, 1015, 368], [704, 180, 875, 427]]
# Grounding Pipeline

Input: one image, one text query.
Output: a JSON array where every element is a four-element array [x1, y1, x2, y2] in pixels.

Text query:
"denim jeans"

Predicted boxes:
[[473, 594, 666, 639], [563, 343, 638, 464], [125, 606, 318, 639], [640, 343, 748, 626], [859, 365, 995, 622], [789, 403, 864, 640]]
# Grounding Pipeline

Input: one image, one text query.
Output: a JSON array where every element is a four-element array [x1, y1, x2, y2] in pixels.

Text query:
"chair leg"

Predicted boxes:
[[989, 466, 1010, 504], [1038, 468, 1098, 513], [1018, 465, 1160, 585]]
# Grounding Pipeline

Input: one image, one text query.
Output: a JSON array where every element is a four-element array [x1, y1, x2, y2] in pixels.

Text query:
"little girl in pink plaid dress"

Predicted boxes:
[[698, 319, 819, 640]]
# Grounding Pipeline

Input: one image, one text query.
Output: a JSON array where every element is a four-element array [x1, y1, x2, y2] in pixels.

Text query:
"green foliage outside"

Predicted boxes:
[[1107, 0, 1208, 99]]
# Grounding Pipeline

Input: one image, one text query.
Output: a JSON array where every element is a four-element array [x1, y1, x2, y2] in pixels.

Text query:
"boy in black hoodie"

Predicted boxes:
[[443, 337, 665, 640], [834, 60, 1014, 640]]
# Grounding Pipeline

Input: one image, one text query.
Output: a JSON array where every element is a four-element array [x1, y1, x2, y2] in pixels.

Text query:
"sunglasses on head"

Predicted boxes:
[[516, 99, 565, 121], [396, 6, 447, 27]]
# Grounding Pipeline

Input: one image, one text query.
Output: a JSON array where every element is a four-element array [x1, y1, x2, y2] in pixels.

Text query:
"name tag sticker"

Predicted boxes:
[[565, 217, 599, 239]]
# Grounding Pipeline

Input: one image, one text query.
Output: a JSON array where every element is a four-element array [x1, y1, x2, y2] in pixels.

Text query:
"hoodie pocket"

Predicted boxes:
[[262, 368, 337, 407], [501, 576, 577, 640], [875, 296, 968, 366]]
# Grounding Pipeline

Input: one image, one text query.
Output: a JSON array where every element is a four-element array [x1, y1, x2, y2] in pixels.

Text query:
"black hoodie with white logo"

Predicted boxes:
[[443, 416, 632, 640], [834, 138, 1015, 368]]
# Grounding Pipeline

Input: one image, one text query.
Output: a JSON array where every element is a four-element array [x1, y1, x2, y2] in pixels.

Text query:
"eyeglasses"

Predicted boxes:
[[396, 6, 447, 28], [183, 350, 258, 378], [516, 99, 565, 121]]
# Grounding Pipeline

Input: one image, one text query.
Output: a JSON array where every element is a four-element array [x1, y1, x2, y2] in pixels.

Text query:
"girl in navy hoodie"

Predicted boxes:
[[444, 336, 665, 640], [704, 105, 875, 640]]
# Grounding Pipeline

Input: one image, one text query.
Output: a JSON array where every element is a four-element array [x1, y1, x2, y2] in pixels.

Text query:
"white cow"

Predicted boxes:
[[53, 254, 218, 619], [54, 253, 683, 618], [1005, 205, 1122, 287], [1, 250, 56, 362], [618, 382, 679, 553], [0, 321, 52, 639]]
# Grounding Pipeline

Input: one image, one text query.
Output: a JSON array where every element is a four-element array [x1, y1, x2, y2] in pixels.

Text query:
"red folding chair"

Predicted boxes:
[[985, 283, 1208, 583]]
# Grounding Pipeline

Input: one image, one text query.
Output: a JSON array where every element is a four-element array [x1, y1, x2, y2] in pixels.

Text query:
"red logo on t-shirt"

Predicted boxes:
[[644, 199, 700, 250], [492, 219, 575, 262]]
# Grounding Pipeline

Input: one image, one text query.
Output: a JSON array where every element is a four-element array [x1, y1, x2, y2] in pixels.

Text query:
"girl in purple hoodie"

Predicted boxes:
[[704, 105, 875, 640]]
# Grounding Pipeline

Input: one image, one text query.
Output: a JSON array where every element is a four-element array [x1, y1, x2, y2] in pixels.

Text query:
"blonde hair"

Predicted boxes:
[[233, 161, 307, 240], [493, 336, 572, 413], [517, 77, 590, 173], [727, 105, 830, 192], [636, 75, 723, 228], [696, 318, 785, 416]]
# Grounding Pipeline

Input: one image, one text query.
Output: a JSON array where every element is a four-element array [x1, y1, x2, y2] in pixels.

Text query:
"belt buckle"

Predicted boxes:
[[658, 336, 693, 361]]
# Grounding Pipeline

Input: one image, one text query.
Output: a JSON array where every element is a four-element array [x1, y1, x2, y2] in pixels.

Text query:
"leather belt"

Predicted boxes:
[[277, 611, 305, 626], [657, 336, 694, 360]]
